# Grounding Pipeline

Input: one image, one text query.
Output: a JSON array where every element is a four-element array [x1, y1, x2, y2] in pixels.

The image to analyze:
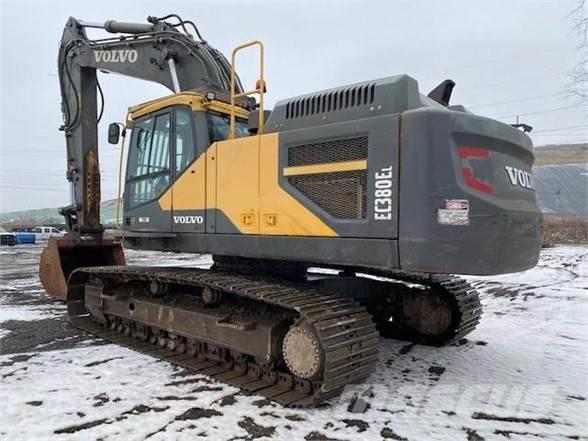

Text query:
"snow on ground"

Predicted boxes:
[[0, 244, 586, 441]]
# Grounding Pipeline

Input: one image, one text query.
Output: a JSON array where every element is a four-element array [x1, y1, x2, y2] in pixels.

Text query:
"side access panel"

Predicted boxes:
[[275, 114, 400, 239], [215, 137, 260, 234]]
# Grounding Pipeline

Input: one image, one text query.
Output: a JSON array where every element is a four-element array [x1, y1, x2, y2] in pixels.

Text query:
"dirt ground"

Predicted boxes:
[[543, 216, 588, 246]]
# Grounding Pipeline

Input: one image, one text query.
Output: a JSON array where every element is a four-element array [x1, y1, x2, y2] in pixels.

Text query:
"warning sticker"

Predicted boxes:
[[438, 199, 469, 225]]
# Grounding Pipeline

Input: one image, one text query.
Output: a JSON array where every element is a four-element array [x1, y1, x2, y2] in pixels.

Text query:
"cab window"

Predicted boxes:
[[175, 107, 196, 175], [127, 116, 154, 179], [127, 112, 171, 208], [206, 112, 249, 143]]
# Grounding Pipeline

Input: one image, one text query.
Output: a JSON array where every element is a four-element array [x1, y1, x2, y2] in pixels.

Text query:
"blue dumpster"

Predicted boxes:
[[15, 233, 36, 244]]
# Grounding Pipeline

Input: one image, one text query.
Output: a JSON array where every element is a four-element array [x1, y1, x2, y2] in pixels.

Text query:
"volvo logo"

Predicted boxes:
[[505, 166, 535, 190], [173, 215, 204, 225], [94, 49, 138, 63]]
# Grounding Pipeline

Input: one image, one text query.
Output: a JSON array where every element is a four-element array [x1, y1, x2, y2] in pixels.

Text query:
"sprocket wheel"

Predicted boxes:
[[282, 323, 323, 380]]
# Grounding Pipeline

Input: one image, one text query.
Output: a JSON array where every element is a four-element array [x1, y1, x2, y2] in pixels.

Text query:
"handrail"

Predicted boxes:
[[229, 40, 265, 139]]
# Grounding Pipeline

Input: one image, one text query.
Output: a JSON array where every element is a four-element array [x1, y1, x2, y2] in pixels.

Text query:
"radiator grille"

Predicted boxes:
[[285, 83, 375, 119], [288, 136, 368, 167], [288, 170, 367, 219]]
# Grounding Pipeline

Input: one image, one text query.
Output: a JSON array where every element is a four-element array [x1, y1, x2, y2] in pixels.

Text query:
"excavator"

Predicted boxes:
[[39, 15, 543, 406]]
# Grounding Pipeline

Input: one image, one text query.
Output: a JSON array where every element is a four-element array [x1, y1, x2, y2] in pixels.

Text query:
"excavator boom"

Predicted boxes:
[[40, 15, 248, 299]]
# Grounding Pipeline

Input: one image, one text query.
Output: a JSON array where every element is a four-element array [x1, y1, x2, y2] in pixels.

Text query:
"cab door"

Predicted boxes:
[[124, 110, 172, 232], [170, 106, 206, 233]]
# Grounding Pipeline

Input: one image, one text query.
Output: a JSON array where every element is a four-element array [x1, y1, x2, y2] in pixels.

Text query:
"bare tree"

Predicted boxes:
[[568, 0, 588, 102]]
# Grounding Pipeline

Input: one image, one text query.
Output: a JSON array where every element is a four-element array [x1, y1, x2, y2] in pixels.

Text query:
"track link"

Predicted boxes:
[[211, 258, 483, 345], [351, 269, 483, 345], [67, 266, 379, 407]]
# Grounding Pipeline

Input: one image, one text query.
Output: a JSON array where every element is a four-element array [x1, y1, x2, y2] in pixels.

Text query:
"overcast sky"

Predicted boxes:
[[0, 0, 585, 212]]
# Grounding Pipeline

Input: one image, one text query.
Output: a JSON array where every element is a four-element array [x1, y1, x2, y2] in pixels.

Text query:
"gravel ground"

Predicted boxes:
[[0, 244, 586, 441]]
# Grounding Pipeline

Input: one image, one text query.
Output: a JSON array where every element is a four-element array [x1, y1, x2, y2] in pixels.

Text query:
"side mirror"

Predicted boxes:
[[108, 123, 120, 144]]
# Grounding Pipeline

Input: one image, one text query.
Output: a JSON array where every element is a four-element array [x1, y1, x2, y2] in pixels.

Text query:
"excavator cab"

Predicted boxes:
[[119, 93, 251, 234]]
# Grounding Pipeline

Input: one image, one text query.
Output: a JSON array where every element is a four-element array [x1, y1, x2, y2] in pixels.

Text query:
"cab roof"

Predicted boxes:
[[127, 90, 249, 125]]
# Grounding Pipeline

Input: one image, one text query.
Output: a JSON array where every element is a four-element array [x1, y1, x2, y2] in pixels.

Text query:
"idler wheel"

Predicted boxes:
[[401, 290, 454, 336], [282, 323, 323, 380], [202, 287, 222, 306]]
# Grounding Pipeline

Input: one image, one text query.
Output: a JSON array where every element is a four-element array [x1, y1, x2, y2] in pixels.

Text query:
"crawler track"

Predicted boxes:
[[67, 266, 379, 407], [66, 265, 482, 406], [361, 269, 483, 344]]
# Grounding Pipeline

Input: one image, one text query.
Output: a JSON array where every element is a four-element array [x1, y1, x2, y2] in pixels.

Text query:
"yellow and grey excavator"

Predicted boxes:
[[39, 15, 543, 406]]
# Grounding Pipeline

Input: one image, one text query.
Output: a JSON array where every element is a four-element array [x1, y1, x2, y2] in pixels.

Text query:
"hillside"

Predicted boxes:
[[534, 142, 587, 166], [0, 199, 119, 226]]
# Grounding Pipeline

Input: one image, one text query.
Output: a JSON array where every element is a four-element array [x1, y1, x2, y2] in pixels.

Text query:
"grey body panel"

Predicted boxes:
[[125, 235, 399, 270], [125, 200, 171, 232]]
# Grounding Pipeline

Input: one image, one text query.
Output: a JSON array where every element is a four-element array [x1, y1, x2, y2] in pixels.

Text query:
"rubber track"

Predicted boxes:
[[69, 266, 379, 407]]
